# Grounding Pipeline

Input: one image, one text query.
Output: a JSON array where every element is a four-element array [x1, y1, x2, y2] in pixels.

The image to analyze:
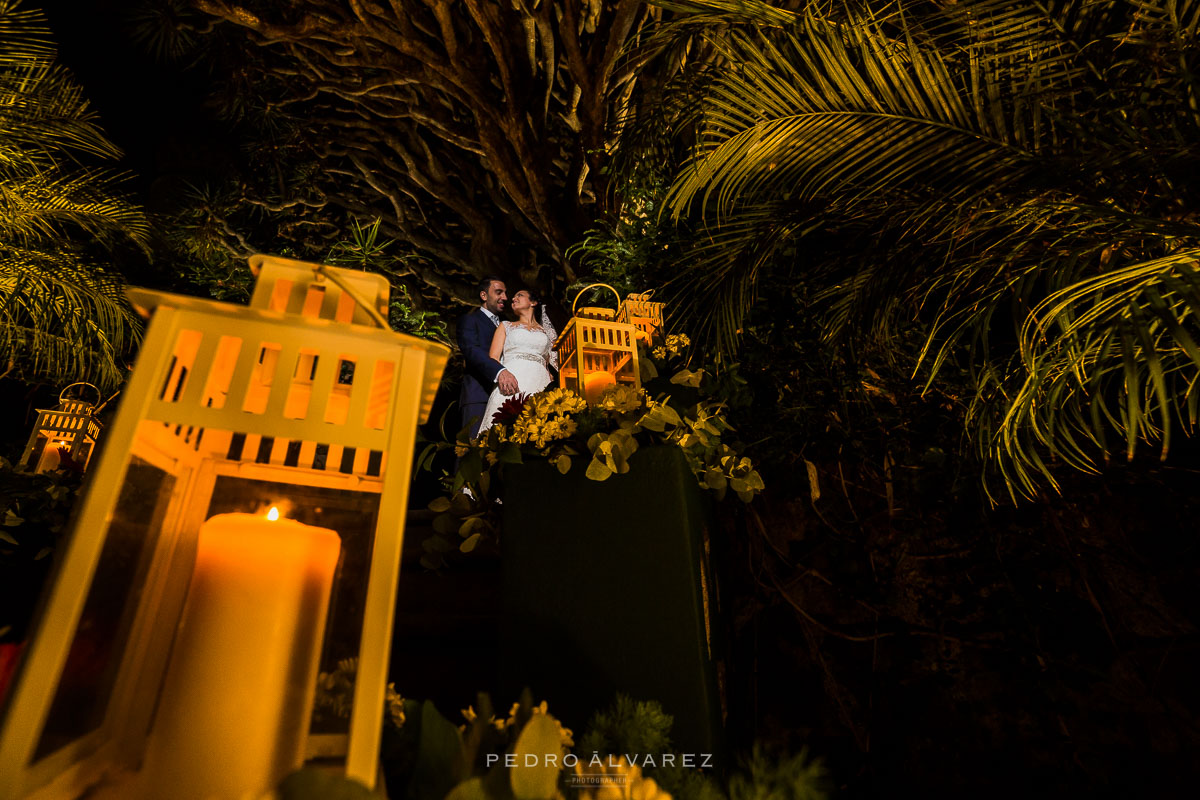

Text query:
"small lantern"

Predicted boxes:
[[19, 383, 104, 474], [616, 290, 666, 346], [0, 256, 449, 799], [555, 283, 642, 404]]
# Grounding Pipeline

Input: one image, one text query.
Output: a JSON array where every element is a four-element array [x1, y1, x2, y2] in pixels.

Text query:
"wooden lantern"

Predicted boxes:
[[554, 284, 641, 404], [616, 291, 666, 346], [19, 384, 104, 475], [0, 255, 449, 800]]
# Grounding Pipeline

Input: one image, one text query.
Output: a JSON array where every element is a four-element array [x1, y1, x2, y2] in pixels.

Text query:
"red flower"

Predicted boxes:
[[491, 393, 529, 426]]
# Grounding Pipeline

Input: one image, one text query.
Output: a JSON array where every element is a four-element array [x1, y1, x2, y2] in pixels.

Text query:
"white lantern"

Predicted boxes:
[[19, 384, 104, 474], [0, 255, 449, 799]]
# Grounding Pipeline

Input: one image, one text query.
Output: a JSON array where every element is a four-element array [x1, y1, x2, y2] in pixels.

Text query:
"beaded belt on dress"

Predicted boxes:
[[506, 353, 545, 364]]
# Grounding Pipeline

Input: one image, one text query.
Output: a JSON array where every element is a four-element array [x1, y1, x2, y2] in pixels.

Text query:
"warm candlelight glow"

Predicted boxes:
[[141, 511, 340, 799], [583, 371, 617, 404]]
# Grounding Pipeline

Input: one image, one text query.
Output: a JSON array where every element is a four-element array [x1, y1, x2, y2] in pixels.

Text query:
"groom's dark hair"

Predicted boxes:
[[476, 276, 505, 297]]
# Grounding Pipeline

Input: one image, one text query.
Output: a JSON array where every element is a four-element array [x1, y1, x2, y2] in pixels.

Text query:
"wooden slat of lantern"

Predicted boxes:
[[554, 284, 641, 404], [0, 255, 449, 800], [616, 291, 666, 346]]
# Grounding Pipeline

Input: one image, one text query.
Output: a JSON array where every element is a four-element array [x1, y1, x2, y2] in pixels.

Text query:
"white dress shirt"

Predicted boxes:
[[480, 306, 509, 382]]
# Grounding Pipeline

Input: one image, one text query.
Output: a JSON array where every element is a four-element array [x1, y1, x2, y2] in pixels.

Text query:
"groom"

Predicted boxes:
[[458, 276, 520, 437]]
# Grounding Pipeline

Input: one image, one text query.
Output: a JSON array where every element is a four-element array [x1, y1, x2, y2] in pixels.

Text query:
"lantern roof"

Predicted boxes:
[[127, 255, 450, 423]]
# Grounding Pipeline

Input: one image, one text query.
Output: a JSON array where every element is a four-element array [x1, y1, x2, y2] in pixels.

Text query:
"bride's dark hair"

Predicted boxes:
[[512, 286, 540, 305], [512, 286, 554, 330]]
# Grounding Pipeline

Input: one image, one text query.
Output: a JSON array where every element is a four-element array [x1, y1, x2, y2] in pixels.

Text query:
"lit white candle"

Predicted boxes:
[[582, 371, 616, 404], [140, 508, 340, 799]]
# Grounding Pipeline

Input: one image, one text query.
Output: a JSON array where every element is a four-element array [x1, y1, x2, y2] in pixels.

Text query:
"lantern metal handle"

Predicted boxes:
[[571, 283, 622, 315], [59, 382, 100, 405], [313, 264, 391, 330]]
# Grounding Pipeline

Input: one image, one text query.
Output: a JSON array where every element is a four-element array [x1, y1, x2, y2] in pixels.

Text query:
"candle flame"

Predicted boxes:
[[267, 507, 280, 521]]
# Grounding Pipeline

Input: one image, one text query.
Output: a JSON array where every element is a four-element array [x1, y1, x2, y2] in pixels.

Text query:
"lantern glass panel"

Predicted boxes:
[[201, 475, 381, 736], [34, 458, 176, 760]]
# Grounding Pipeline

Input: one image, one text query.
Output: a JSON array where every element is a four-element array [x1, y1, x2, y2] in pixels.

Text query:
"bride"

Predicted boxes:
[[477, 288, 557, 434]]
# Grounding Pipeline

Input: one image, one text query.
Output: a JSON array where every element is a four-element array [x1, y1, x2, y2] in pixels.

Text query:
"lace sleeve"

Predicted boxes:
[[541, 306, 559, 370]]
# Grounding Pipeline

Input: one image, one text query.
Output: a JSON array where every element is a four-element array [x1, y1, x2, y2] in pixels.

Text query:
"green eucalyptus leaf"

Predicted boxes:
[[586, 458, 614, 481], [498, 442, 524, 464], [460, 533, 482, 553], [460, 451, 483, 483], [409, 701, 466, 800], [428, 496, 452, 513], [449, 492, 473, 516], [417, 443, 438, 473], [445, 777, 490, 800], [670, 368, 705, 387], [705, 468, 727, 490], [638, 412, 666, 432], [425, 534, 454, 553], [510, 715, 564, 800]]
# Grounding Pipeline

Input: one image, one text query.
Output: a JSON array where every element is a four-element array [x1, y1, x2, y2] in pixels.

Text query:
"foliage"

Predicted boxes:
[[0, 0, 148, 390], [579, 694, 675, 758], [0, 457, 82, 640], [281, 690, 825, 800], [727, 746, 829, 800], [324, 219, 450, 344], [418, 341, 763, 568], [312, 657, 407, 732], [600, 0, 1200, 501], [136, 0, 685, 308], [173, 213, 451, 342]]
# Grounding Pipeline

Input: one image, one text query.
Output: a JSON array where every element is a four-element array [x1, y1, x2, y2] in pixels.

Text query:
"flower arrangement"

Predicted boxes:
[[420, 340, 763, 567]]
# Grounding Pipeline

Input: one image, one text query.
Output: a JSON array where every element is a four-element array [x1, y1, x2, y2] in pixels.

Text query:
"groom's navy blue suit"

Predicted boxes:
[[457, 307, 507, 437]]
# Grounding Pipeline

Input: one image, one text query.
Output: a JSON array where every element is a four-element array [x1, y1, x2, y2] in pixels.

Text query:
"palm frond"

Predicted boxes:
[[0, 0, 147, 390], [0, 166, 149, 248], [0, 0, 55, 69], [0, 64, 124, 161], [662, 6, 1080, 226], [979, 248, 1200, 500], [0, 246, 143, 390], [632, 0, 1200, 500]]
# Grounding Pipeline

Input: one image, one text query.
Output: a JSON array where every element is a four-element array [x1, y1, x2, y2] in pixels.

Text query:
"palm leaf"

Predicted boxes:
[[632, 0, 1200, 500], [0, 246, 143, 390]]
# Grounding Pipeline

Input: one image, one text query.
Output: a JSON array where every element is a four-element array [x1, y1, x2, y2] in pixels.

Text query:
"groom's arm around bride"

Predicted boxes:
[[457, 306, 508, 438]]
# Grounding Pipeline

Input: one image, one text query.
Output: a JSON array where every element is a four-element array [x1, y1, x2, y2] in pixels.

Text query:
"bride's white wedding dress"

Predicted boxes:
[[477, 321, 556, 434]]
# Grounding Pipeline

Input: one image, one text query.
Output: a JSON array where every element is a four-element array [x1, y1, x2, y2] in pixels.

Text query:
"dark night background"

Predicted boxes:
[[40, 0, 226, 265], [10, 2, 1200, 798]]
